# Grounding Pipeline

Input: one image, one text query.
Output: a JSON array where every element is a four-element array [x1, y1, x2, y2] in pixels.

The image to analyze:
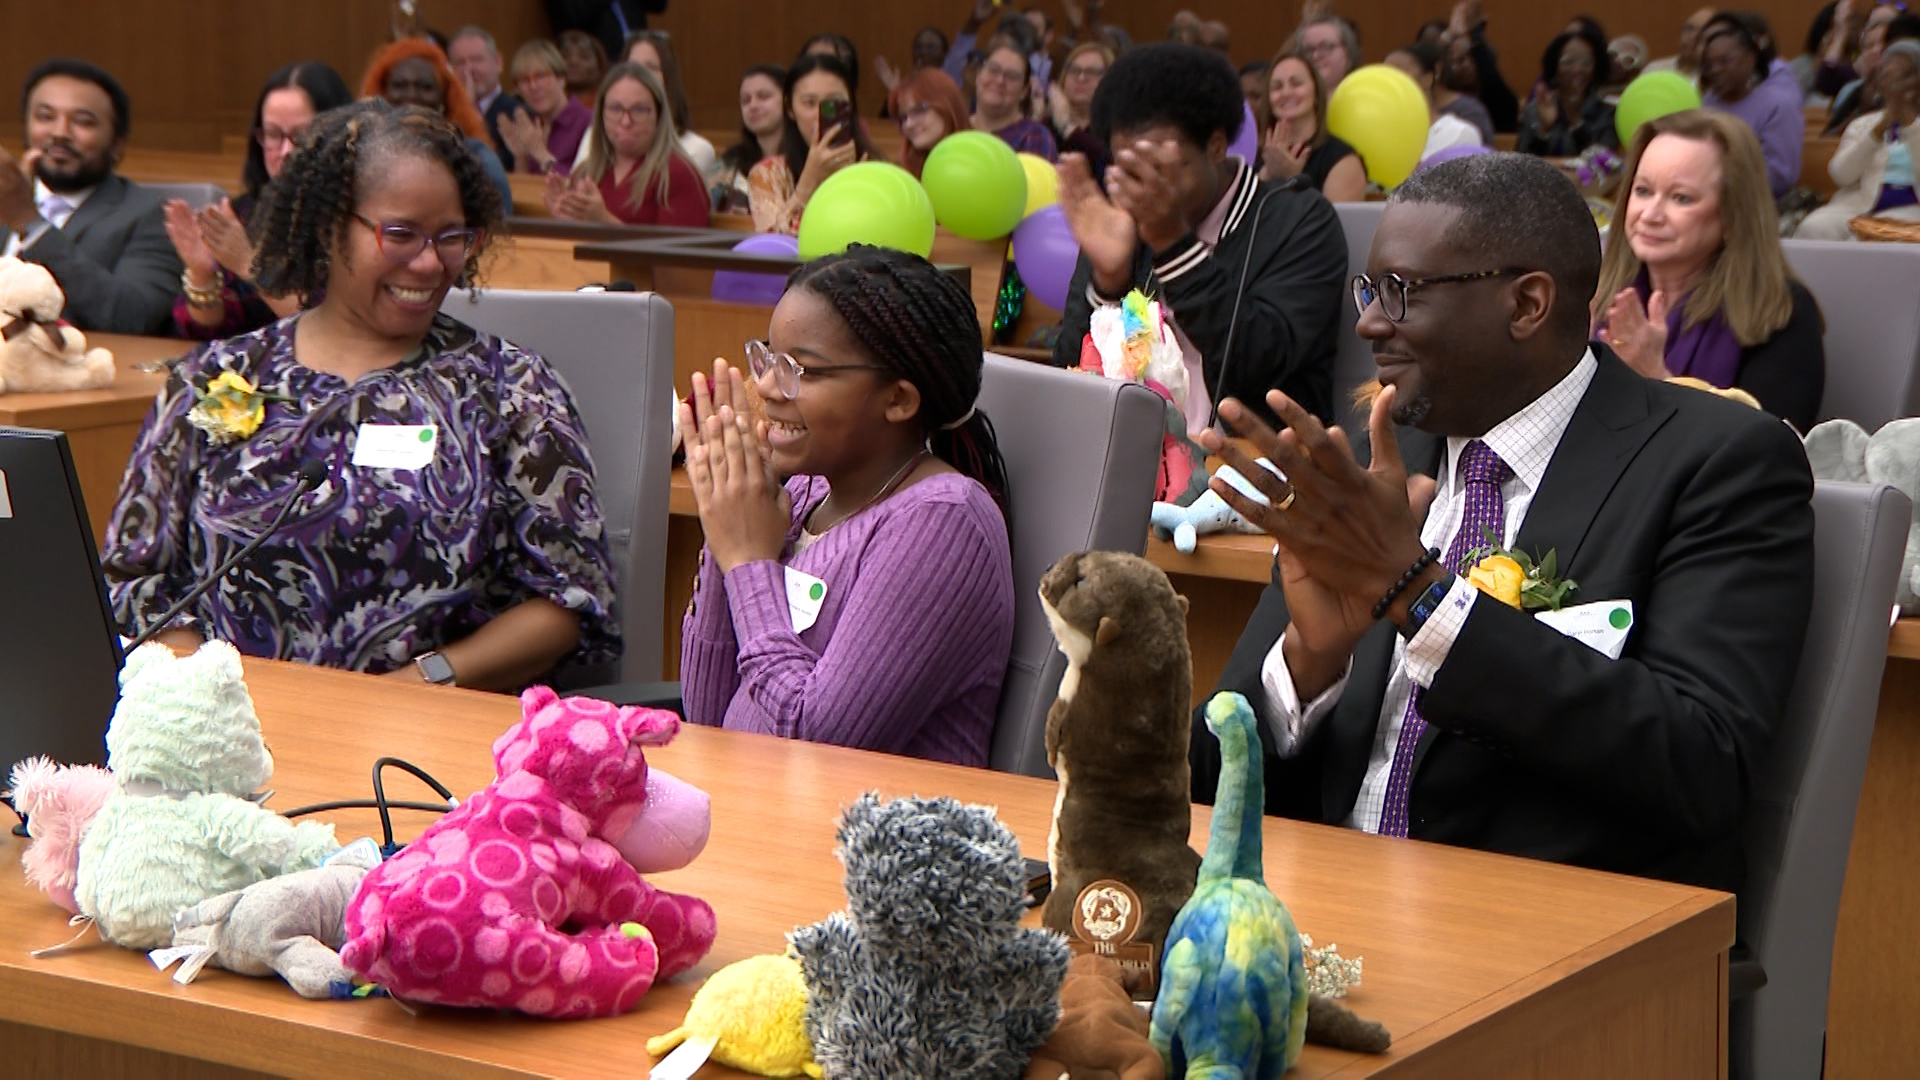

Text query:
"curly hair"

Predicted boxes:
[[787, 245, 1011, 519], [361, 38, 489, 141], [252, 101, 505, 301], [1091, 41, 1244, 149]]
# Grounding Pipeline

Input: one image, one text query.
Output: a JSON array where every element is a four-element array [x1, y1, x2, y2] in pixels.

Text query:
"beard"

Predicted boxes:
[[35, 141, 115, 194], [1351, 378, 1434, 429]]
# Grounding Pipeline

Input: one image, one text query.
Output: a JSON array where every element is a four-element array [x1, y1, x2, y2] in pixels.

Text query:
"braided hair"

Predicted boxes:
[[251, 100, 505, 301], [788, 245, 1011, 520]]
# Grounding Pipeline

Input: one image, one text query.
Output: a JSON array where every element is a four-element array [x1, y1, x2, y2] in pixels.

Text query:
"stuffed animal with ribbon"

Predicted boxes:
[[339, 688, 717, 1018], [0, 254, 116, 393], [5, 756, 117, 915], [67, 641, 340, 951], [1079, 290, 1209, 506], [153, 840, 386, 1000], [790, 793, 1071, 1079]]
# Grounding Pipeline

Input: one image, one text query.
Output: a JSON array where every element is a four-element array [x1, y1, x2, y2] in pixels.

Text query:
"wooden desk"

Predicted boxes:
[[0, 334, 175, 544], [1826, 620, 1920, 1078], [2, 660, 1733, 1079]]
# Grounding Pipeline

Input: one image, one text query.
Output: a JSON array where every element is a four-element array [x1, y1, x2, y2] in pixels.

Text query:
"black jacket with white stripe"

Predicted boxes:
[[1049, 163, 1349, 427]]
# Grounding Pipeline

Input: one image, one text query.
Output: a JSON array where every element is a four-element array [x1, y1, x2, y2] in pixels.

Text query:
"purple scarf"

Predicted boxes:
[[1635, 270, 1744, 388]]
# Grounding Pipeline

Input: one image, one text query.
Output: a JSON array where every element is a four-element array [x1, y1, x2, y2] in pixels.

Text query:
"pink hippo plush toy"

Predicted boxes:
[[338, 687, 718, 1017]]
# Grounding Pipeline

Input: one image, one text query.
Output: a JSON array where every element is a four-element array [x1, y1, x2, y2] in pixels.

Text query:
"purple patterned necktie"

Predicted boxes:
[[1376, 439, 1512, 838]]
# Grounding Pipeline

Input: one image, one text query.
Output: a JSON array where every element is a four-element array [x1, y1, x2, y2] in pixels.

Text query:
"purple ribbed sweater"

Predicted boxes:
[[680, 472, 1014, 766]]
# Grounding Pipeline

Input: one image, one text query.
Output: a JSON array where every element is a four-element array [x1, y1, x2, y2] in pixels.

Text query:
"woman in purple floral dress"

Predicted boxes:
[[102, 102, 620, 690]]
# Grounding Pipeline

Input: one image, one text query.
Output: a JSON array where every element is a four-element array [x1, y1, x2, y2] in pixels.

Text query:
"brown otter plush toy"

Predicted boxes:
[[1039, 551, 1201, 990], [1025, 955, 1165, 1080]]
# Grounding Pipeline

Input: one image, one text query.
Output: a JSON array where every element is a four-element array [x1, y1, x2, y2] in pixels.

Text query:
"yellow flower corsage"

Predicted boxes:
[[1465, 528, 1577, 611], [186, 370, 290, 445]]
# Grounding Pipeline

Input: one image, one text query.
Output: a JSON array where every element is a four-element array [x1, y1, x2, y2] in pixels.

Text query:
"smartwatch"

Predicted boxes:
[[1397, 576, 1454, 642], [414, 651, 457, 685]]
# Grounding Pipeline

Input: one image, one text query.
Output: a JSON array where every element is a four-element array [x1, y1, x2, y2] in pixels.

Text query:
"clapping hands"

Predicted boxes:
[[543, 171, 615, 223], [1598, 288, 1672, 379], [680, 360, 790, 573]]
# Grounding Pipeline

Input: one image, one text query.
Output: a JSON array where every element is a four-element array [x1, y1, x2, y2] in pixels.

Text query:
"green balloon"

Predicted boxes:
[[1615, 72, 1703, 148], [920, 131, 1028, 241], [797, 162, 937, 259]]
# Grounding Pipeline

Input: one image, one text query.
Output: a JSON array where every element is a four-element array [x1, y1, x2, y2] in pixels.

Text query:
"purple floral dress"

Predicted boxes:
[[102, 312, 621, 675]]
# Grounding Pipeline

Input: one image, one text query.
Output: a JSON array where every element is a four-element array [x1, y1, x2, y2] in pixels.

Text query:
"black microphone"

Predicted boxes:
[[124, 459, 330, 652]]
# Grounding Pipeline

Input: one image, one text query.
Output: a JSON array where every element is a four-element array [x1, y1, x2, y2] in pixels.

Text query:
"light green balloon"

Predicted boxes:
[[921, 131, 1029, 241], [797, 162, 937, 259], [1616, 72, 1703, 147]]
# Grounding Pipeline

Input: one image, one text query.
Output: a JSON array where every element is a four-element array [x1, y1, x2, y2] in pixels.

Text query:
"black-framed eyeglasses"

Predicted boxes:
[[352, 213, 484, 267], [254, 124, 306, 149], [1352, 268, 1530, 323], [745, 340, 890, 401]]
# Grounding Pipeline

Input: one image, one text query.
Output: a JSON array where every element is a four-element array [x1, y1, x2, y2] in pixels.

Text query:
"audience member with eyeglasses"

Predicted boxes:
[[0, 59, 183, 335], [545, 62, 707, 225], [678, 245, 1015, 766], [1193, 152, 1815, 915], [499, 40, 594, 174], [972, 41, 1058, 160], [1050, 42, 1115, 177], [103, 103, 621, 691], [164, 62, 352, 340], [892, 67, 971, 179]]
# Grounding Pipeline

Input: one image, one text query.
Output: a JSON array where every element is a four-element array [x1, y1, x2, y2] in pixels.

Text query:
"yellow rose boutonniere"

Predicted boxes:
[[1465, 528, 1578, 611], [186, 370, 291, 446]]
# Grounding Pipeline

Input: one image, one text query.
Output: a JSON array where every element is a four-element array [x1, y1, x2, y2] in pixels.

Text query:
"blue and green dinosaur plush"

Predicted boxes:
[[1151, 692, 1391, 1077]]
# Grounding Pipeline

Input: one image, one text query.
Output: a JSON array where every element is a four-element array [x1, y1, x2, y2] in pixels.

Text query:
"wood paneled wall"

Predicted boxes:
[[6, 0, 1826, 152]]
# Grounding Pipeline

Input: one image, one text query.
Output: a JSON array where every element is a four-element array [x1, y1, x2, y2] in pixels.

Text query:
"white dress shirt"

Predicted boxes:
[[3, 179, 95, 258], [1260, 349, 1599, 832]]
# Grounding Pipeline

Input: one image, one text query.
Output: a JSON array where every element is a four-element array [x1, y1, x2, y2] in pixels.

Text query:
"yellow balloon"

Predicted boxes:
[[1017, 153, 1059, 218], [1326, 65, 1430, 189]]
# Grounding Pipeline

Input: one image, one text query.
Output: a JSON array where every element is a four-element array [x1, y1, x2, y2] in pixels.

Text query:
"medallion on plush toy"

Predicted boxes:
[[0, 255, 116, 394], [1038, 550, 1201, 998]]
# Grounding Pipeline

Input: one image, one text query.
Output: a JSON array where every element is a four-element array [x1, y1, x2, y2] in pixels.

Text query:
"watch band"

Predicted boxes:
[[1397, 576, 1454, 642]]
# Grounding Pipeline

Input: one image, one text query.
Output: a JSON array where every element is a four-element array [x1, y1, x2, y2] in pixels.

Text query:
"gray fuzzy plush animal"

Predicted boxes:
[[790, 793, 1071, 1080], [1039, 551, 1201, 977]]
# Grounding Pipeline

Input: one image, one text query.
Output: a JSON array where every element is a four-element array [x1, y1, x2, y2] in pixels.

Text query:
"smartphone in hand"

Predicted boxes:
[[817, 97, 854, 147]]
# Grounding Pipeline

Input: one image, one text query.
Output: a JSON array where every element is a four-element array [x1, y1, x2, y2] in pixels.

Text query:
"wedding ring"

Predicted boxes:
[[1277, 490, 1297, 511]]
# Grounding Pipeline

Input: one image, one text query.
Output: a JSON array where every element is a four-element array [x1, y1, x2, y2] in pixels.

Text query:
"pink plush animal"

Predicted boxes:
[[5, 757, 117, 914], [339, 688, 717, 1017]]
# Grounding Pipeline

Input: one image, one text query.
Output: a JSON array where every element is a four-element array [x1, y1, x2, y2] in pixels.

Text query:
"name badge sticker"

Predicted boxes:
[[351, 423, 438, 470], [785, 567, 827, 632], [1535, 599, 1634, 660]]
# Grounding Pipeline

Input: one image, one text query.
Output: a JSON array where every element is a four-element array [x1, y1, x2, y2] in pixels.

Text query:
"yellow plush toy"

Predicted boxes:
[[647, 954, 823, 1079]]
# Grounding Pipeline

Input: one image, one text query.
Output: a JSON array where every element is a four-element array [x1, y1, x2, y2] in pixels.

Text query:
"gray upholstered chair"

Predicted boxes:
[[439, 288, 676, 685], [1732, 479, 1909, 1080], [1780, 240, 1920, 431], [979, 353, 1167, 777], [138, 182, 227, 210], [1330, 202, 1385, 443]]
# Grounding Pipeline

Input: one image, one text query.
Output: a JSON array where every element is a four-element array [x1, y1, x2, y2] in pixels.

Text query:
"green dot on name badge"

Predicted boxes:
[[1609, 607, 1632, 630], [418, 429, 434, 443], [808, 582, 825, 602]]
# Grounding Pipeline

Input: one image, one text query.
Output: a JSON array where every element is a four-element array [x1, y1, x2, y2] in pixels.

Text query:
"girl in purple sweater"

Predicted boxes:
[[679, 246, 1015, 766]]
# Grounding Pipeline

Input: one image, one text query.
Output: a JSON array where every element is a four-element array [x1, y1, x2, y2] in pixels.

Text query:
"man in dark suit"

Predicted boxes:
[[1190, 153, 1815, 901], [450, 26, 523, 172], [545, 0, 667, 63], [0, 59, 179, 336]]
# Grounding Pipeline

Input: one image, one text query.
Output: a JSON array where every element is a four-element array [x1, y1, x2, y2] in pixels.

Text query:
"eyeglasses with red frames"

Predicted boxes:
[[351, 213, 484, 267]]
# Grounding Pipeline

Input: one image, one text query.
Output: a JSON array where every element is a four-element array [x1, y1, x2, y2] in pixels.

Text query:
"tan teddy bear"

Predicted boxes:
[[0, 255, 116, 394]]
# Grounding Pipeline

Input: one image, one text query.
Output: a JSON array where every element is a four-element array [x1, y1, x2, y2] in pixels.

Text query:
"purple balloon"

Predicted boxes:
[[1416, 143, 1492, 172], [1012, 205, 1079, 312], [712, 234, 801, 305], [1228, 101, 1260, 166]]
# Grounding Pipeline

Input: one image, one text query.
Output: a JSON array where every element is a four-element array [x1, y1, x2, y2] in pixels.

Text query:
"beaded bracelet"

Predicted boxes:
[[181, 268, 224, 308], [1371, 547, 1442, 622]]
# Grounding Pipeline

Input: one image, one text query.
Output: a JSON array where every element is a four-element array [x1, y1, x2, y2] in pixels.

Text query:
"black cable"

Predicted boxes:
[[280, 799, 455, 819], [372, 757, 458, 853]]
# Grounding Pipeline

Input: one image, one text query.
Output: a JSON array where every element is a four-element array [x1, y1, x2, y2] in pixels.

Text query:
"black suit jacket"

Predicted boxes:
[[482, 91, 524, 173], [1190, 349, 1817, 899], [545, 0, 666, 60], [4, 174, 181, 335]]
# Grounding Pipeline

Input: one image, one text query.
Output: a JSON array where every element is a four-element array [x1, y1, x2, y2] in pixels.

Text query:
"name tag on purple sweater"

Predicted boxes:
[[785, 566, 827, 632]]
